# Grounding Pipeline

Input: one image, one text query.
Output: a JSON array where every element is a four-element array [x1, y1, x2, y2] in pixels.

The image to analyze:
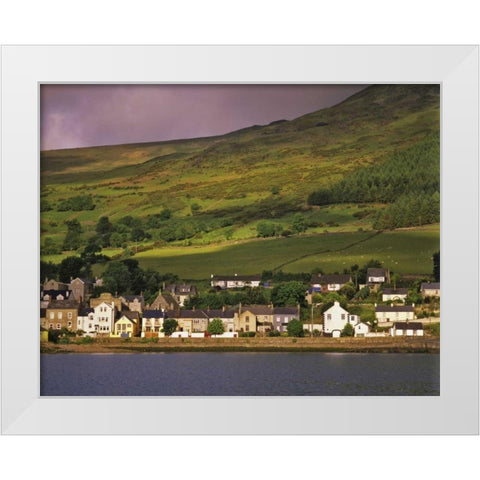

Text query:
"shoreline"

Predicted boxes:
[[41, 336, 440, 354]]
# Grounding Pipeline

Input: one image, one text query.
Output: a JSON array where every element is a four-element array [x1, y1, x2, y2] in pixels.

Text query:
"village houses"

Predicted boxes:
[[211, 274, 262, 289]]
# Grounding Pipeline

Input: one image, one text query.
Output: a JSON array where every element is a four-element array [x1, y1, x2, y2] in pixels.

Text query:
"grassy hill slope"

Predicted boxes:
[[40, 84, 440, 276]]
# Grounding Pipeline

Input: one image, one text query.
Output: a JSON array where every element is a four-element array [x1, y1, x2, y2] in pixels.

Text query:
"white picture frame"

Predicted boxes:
[[1, 45, 478, 434]]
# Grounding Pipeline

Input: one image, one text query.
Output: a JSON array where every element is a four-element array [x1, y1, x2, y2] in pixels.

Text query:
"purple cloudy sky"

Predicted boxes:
[[40, 84, 367, 151]]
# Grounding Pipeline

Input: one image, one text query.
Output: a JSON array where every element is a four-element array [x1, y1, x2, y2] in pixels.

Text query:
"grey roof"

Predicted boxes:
[[382, 288, 409, 295], [118, 311, 140, 322], [313, 274, 352, 285], [41, 289, 72, 297], [421, 282, 440, 290], [47, 299, 80, 309], [204, 309, 235, 319], [123, 295, 145, 302], [166, 284, 197, 295], [367, 268, 388, 277], [178, 310, 209, 319], [375, 305, 414, 312], [78, 307, 94, 316], [394, 322, 423, 330], [273, 307, 298, 315], [143, 310, 165, 318], [241, 305, 272, 315]]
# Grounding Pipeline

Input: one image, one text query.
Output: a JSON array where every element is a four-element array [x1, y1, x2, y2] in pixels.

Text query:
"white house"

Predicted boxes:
[[141, 310, 165, 337], [382, 288, 408, 303], [390, 322, 424, 337], [420, 282, 440, 298], [375, 304, 415, 325], [323, 301, 359, 336], [367, 268, 390, 285], [310, 274, 352, 293], [76, 307, 96, 335], [93, 301, 116, 335], [210, 274, 261, 289], [354, 322, 370, 337]]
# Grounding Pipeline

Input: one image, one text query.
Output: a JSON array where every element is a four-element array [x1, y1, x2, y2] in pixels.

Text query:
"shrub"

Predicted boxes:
[[268, 330, 281, 337], [77, 336, 94, 344], [313, 329, 321, 337], [287, 319, 304, 337]]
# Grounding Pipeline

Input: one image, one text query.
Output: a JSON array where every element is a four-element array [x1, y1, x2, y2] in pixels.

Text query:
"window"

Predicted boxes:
[[68, 312, 72, 319], [50, 312, 54, 319], [341, 314, 345, 320], [56, 323, 61, 329], [327, 314, 331, 320], [245, 316, 249, 323], [246, 325, 249, 332], [58, 312, 62, 319], [49, 323, 53, 329], [67, 321, 72, 328]]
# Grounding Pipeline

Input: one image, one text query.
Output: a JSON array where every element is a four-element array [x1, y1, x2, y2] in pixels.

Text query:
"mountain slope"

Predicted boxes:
[[40, 84, 440, 252]]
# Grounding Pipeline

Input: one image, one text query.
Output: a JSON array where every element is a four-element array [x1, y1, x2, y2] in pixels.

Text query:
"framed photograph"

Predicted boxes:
[[1, 45, 478, 434]]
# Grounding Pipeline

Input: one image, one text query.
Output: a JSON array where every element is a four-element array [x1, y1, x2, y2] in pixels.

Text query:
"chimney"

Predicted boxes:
[[193, 306, 196, 311], [222, 305, 226, 312], [239, 302, 242, 315], [163, 282, 166, 290]]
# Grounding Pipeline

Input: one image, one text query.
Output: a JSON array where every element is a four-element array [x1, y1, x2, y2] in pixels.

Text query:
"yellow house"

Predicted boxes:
[[111, 311, 140, 338]]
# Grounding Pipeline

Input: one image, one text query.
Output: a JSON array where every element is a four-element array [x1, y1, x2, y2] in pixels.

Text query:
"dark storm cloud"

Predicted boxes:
[[40, 84, 367, 151]]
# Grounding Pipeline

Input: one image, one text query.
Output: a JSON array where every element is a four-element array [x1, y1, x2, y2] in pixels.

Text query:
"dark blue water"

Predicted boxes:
[[40, 352, 439, 396]]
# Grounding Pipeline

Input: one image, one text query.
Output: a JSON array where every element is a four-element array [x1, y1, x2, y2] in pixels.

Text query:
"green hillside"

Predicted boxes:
[[40, 84, 440, 277]]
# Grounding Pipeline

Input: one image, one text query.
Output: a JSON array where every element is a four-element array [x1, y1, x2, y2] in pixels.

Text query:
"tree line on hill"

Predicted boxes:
[[307, 133, 440, 229]]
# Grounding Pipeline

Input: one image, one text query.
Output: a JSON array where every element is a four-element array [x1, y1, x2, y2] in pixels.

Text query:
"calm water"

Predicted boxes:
[[40, 352, 440, 396]]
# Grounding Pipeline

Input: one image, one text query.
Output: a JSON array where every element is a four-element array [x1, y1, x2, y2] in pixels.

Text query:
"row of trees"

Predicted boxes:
[[372, 192, 440, 230], [307, 133, 440, 228], [256, 214, 308, 238]]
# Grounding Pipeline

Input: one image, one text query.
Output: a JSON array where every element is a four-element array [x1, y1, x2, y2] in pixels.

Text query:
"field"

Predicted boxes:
[[126, 226, 439, 279]]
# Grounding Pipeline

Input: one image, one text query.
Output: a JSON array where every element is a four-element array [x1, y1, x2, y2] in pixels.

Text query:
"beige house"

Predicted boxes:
[[235, 305, 272, 333], [120, 295, 145, 313], [90, 292, 124, 311], [45, 299, 80, 331], [170, 310, 209, 333], [165, 284, 197, 307], [69, 277, 93, 302], [43, 278, 69, 291], [149, 291, 180, 311]]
